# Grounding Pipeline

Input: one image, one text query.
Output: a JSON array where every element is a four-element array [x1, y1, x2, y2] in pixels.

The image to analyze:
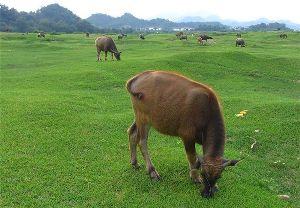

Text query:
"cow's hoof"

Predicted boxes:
[[212, 185, 219, 193], [193, 176, 203, 184], [131, 161, 140, 169], [201, 189, 214, 198], [150, 170, 160, 181], [190, 169, 202, 183]]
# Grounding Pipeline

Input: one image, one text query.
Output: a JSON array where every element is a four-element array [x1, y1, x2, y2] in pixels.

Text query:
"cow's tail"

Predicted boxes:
[[126, 76, 144, 100]]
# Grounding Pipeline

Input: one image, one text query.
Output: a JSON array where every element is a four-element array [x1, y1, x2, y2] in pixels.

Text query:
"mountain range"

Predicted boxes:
[[0, 3, 297, 33], [175, 16, 300, 30], [86, 12, 229, 31]]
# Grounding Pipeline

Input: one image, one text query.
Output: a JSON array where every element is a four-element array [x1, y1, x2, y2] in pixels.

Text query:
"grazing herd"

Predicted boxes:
[[89, 31, 292, 62], [30, 30, 290, 198]]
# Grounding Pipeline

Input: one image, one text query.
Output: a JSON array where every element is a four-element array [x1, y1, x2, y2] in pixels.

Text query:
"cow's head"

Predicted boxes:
[[200, 157, 239, 198], [114, 51, 121, 60]]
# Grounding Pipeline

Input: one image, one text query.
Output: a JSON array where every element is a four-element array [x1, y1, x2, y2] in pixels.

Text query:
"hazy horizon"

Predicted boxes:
[[1, 0, 300, 24]]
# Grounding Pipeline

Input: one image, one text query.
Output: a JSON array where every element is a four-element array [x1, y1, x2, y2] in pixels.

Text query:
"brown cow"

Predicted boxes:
[[236, 38, 245, 47], [37, 32, 45, 38], [179, 35, 188, 40], [279, 33, 287, 39], [197, 37, 203, 45], [126, 71, 238, 198], [176, 31, 184, 38], [95, 36, 121, 61], [139, 33, 145, 40]]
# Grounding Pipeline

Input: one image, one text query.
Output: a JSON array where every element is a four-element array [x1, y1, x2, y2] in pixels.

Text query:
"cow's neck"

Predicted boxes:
[[202, 114, 225, 159]]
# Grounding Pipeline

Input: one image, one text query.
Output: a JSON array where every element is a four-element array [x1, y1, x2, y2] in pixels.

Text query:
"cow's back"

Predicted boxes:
[[95, 36, 114, 51], [129, 71, 212, 136]]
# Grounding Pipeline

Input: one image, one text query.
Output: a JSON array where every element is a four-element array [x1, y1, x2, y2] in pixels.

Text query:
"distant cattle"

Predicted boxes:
[[176, 31, 184, 38], [139, 34, 145, 40], [86, 32, 90, 37], [236, 38, 245, 47], [236, 33, 241, 38], [95, 36, 122, 61], [118, 33, 127, 40], [279, 33, 287, 39], [197, 37, 203, 45], [180, 35, 188, 40], [200, 34, 213, 42], [118, 34, 123, 40], [37, 32, 45, 38]]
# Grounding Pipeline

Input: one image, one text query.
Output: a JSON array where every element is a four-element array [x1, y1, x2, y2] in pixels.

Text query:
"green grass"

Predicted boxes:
[[1, 31, 299, 207]]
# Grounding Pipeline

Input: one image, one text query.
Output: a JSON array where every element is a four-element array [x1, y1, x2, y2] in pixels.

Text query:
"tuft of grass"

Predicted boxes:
[[1, 32, 299, 207]]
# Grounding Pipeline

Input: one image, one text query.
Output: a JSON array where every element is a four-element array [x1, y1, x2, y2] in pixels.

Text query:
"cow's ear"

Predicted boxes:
[[222, 159, 240, 169]]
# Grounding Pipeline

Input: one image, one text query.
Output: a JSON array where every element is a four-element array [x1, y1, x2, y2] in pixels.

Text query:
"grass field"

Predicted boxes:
[[1, 31, 299, 207]]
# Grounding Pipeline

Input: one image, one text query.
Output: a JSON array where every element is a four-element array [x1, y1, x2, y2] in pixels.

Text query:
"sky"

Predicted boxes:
[[1, 0, 300, 23]]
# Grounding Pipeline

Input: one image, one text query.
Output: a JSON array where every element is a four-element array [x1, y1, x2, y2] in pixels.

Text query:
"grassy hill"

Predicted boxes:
[[0, 32, 299, 207]]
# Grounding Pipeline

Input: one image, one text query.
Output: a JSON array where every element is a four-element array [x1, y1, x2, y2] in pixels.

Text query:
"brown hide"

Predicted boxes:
[[95, 36, 118, 53], [126, 71, 229, 197]]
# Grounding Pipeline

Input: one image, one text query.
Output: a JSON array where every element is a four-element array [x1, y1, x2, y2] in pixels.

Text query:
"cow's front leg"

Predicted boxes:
[[104, 51, 108, 61], [111, 52, 114, 61], [183, 140, 202, 184]]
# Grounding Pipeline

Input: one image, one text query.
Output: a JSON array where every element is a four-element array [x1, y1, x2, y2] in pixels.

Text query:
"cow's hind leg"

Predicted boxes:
[[138, 124, 160, 180], [128, 121, 139, 169], [97, 48, 101, 61], [183, 139, 202, 184]]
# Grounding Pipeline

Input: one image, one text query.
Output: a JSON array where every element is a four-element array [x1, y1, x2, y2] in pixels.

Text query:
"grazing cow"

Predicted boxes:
[[95, 36, 121, 61], [118, 33, 127, 40], [139, 34, 145, 40], [180, 35, 188, 40], [197, 37, 203, 45], [200, 34, 213, 42], [236, 38, 245, 47], [86, 32, 90, 37], [236, 33, 241, 38], [37, 32, 45, 38], [176, 31, 184, 38], [126, 70, 239, 198], [279, 33, 287, 39], [118, 34, 124, 40]]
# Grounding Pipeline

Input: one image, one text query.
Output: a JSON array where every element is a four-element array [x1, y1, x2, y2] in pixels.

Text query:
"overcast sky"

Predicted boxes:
[[1, 0, 300, 23]]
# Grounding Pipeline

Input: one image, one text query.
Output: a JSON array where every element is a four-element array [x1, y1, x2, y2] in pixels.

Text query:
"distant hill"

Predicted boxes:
[[86, 13, 230, 31], [0, 4, 99, 33], [177, 16, 299, 30], [1, 3, 296, 33]]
